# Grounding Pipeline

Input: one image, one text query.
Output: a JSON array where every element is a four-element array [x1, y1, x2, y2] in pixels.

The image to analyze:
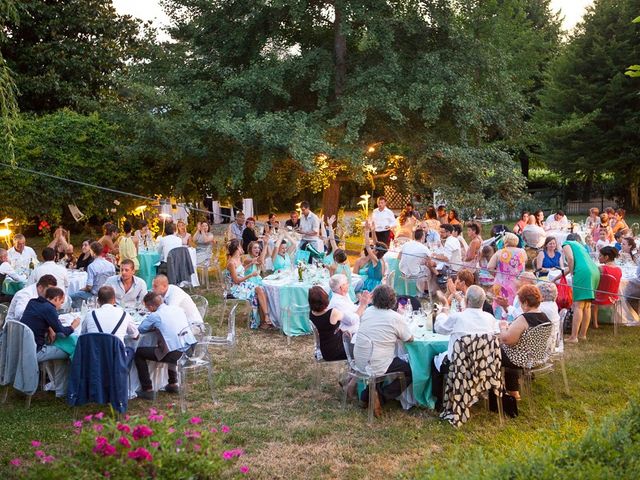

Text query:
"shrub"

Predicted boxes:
[[7, 408, 249, 479]]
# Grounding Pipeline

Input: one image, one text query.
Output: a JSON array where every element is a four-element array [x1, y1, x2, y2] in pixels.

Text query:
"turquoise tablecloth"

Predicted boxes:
[[137, 251, 161, 289], [2, 278, 25, 295], [386, 257, 418, 297], [276, 283, 315, 336], [405, 333, 449, 408]]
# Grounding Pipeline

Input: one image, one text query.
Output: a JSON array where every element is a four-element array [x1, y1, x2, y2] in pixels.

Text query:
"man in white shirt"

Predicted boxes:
[[522, 215, 546, 249], [327, 274, 371, 335], [227, 212, 245, 241], [298, 201, 321, 253], [398, 229, 438, 295], [432, 224, 462, 274], [6, 274, 57, 322], [70, 242, 116, 308], [432, 285, 498, 410], [544, 210, 570, 231], [8, 234, 38, 269], [81, 286, 139, 344], [151, 274, 203, 325], [0, 248, 27, 301], [371, 196, 396, 247], [354, 285, 413, 417], [28, 247, 69, 292], [104, 259, 148, 308], [156, 223, 183, 262]]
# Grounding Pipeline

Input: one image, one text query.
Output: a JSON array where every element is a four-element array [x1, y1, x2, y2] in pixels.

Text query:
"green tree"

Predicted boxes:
[[0, 0, 18, 163], [536, 0, 640, 209], [0, 0, 143, 114]]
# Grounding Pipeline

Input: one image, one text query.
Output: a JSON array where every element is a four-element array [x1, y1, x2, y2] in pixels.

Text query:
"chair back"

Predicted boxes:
[[167, 247, 195, 286], [310, 322, 323, 361], [383, 270, 395, 287], [190, 294, 209, 319], [0, 304, 8, 329], [226, 303, 237, 345], [595, 271, 622, 305], [0, 320, 39, 395], [295, 249, 311, 264], [342, 332, 356, 369], [555, 309, 568, 355], [347, 333, 375, 376], [67, 333, 128, 413], [283, 303, 312, 335], [503, 322, 553, 369], [180, 326, 207, 362]]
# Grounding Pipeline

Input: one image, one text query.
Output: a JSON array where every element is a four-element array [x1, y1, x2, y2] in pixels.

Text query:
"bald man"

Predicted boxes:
[[151, 275, 203, 325]]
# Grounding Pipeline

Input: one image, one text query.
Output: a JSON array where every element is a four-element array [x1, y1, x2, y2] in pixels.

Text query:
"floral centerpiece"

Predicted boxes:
[[8, 408, 249, 479], [297, 260, 309, 282]]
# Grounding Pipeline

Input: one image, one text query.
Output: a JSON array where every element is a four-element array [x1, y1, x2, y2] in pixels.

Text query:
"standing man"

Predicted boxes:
[[298, 201, 321, 253], [104, 259, 148, 308], [371, 196, 396, 247], [431, 224, 462, 276], [8, 234, 38, 269]]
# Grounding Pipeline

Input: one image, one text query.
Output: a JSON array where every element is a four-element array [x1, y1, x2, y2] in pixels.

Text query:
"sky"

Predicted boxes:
[[114, 0, 594, 33]]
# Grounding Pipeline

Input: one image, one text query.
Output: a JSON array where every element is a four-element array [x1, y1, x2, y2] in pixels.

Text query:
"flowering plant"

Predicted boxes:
[[37, 220, 51, 243], [8, 408, 249, 479]]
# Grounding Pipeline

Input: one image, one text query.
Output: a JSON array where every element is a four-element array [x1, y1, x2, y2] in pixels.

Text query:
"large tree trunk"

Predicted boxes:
[[322, 177, 341, 223], [518, 150, 529, 178]]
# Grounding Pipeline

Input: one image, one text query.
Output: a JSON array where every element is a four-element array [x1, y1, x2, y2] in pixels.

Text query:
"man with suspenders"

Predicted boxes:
[[80, 286, 139, 344]]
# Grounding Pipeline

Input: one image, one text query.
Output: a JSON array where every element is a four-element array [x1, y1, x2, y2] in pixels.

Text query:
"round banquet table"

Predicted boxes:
[[137, 251, 161, 290]]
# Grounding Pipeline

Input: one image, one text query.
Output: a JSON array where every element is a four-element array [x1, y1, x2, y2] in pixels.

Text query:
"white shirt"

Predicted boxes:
[[443, 236, 462, 272], [434, 307, 498, 370], [299, 211, 320, 242], [138, 303, 196, 353], [354, 307, 412, 375], [8, 246, 37, 269], [545, 214, 570, 230], [522, 225, 546, 248], [372, 207, 396, 232], [6, 283, 38, 322], [104, 275, 148, 308], [28, 261, 69, 292], [81, 303, 139, 344], [328, 292, 360, 335], [163, 284, 203, 325], [399, 240, 431, 276], [157, 234, 183, 262], [0, 261, 27, 283]]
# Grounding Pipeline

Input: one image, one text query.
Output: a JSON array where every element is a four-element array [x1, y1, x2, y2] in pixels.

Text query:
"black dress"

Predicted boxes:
[[242, 228, 258, 254], [310, 309, 346, 361], [75, 253, 94, 271]]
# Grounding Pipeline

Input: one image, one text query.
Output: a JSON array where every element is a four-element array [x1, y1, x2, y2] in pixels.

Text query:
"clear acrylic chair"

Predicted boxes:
[[203, 304, 237, 350], [0, 304, 8, 329], [341, 333, 406, 424], [515, 322, 555, 402], [190, 294, 209, 320], [176, 328, 216, 413], [282, 303, 311, 345], [309, 322, 346, 389]]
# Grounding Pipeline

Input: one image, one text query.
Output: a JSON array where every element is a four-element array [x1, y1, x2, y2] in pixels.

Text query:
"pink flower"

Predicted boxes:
[[168, 427, 176, 434], [84, 414, 93, 422], [10, 458, 21, 467], [118, 437, 132, 449], [148, 414, 164, 422], [239, 466, 249, 474], [31, 440, 41, 447], [94, 412, 105, 420], [184, 430, 201, 439], [34, 450, 45, 458], [210, 427, 218, 433], [73, 421, 83, 428], [42, 455, 55, 464], [127, 447, 153, 462], [132, 425, 153, 441], [124, 414, 130, 421], [175, 439, 183, 447], [192, 443, 201, 452], [95, 436, 109, 445], [189, 416, 202, 425], [93, 424, 104, 432], [221, 425, 230, 433], [222, 448, 244, 460], [222, 451, 234, 460], [117, 423, 131, 434], [103, 472, 111, 478], [150, 441, 160, 449], [93, 437, 117, 457], [148, 408, 158, 416]]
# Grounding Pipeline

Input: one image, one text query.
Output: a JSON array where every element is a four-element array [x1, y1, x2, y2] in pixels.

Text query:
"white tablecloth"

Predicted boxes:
[[67, 270, 87, 296]]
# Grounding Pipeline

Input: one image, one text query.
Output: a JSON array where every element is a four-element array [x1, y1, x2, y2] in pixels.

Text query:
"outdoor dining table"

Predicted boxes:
[[404, 332, 450, 408], [137, 247, 200, 290]]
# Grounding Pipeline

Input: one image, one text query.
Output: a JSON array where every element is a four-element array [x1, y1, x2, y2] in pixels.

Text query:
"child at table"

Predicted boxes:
[[477, 245, 495, 289]]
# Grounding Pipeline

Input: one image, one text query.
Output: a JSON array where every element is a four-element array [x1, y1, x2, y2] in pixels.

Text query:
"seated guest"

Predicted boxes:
[[104, 259, 148, 309], [70, 242, 116, 308], [118, 220, 139, 269], [47, 226, 73, 263], [227, 211, 245, 241], [431, 224, 462, 275], [620, 237, 638, 265], [75, 239, 94, 271], [493, 271, 537, 322], [537, 282, 560, 351], [405, 202, 421, 220], [595, 213, 614, 243], [499, 285, 550, 400], [98, 222, 119, 257], [595, 227, 612, 250], [424, 206, 441, 232], [442, 268, 493, 315], [8, 234, 38, 269], [432, 285, 497, 410], [544, 210, 570, 230], [6, 275, 57, 322], [612, 208, 629, 235], [151, 274, 202, 325], [308, 286, 345, 361], [447, 209, 462, 226], [81, 286, 139, 344], [522, 215, 546, 249], [21, 287, 80, 397], [134, 292, 197, 400], [398, 229, 436, 295], [362, 223, 387, 291], [176, 219, 191, 246], [591, 246, 622, 329], [477, 245, 496, 288], [0, 248, 27, 301], [271, 230, 297, 272], [585, 207, 601, 234], [535, 237, 564, 277], [328, 249, 357, 300], [436, 205, 448, 224], [451, 224, 468, 257], [241, 217, 259, 254], [134, 220, 154, 248], [284, 210, 300, 230], [513, 211, 529, 235], [354, 285, 413, 417], [243, 241, 267, 285], [395, 207, 417, 241], [328, 274, 371, 335], [28, 247, 69, 292], [156, 223, 182, 263], [463, 222, 483, 269], [263, 213, 278, 235]]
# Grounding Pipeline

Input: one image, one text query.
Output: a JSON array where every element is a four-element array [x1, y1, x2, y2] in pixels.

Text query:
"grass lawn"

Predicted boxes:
[[2, 288, 640, 478]]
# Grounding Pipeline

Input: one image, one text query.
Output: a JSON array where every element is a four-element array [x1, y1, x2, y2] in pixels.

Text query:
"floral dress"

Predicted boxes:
[[493, 247, 527, 304], [224, 263, 260, 328]]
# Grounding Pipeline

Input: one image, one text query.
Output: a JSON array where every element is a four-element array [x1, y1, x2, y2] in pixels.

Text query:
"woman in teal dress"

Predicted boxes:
[[243, 241, 268, 285], [562, 233, 600, 343], [271, 230, 297, 272], [362, 223, 388, 292]]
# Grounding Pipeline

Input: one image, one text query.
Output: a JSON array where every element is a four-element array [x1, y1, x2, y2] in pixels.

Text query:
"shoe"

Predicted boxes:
[[164, 384, 180, 394], [506, 390, 521, 401], [136, 390, 155, 401]]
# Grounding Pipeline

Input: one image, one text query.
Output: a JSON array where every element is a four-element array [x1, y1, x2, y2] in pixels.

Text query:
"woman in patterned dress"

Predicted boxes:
[[487, 232, 527, 306]]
